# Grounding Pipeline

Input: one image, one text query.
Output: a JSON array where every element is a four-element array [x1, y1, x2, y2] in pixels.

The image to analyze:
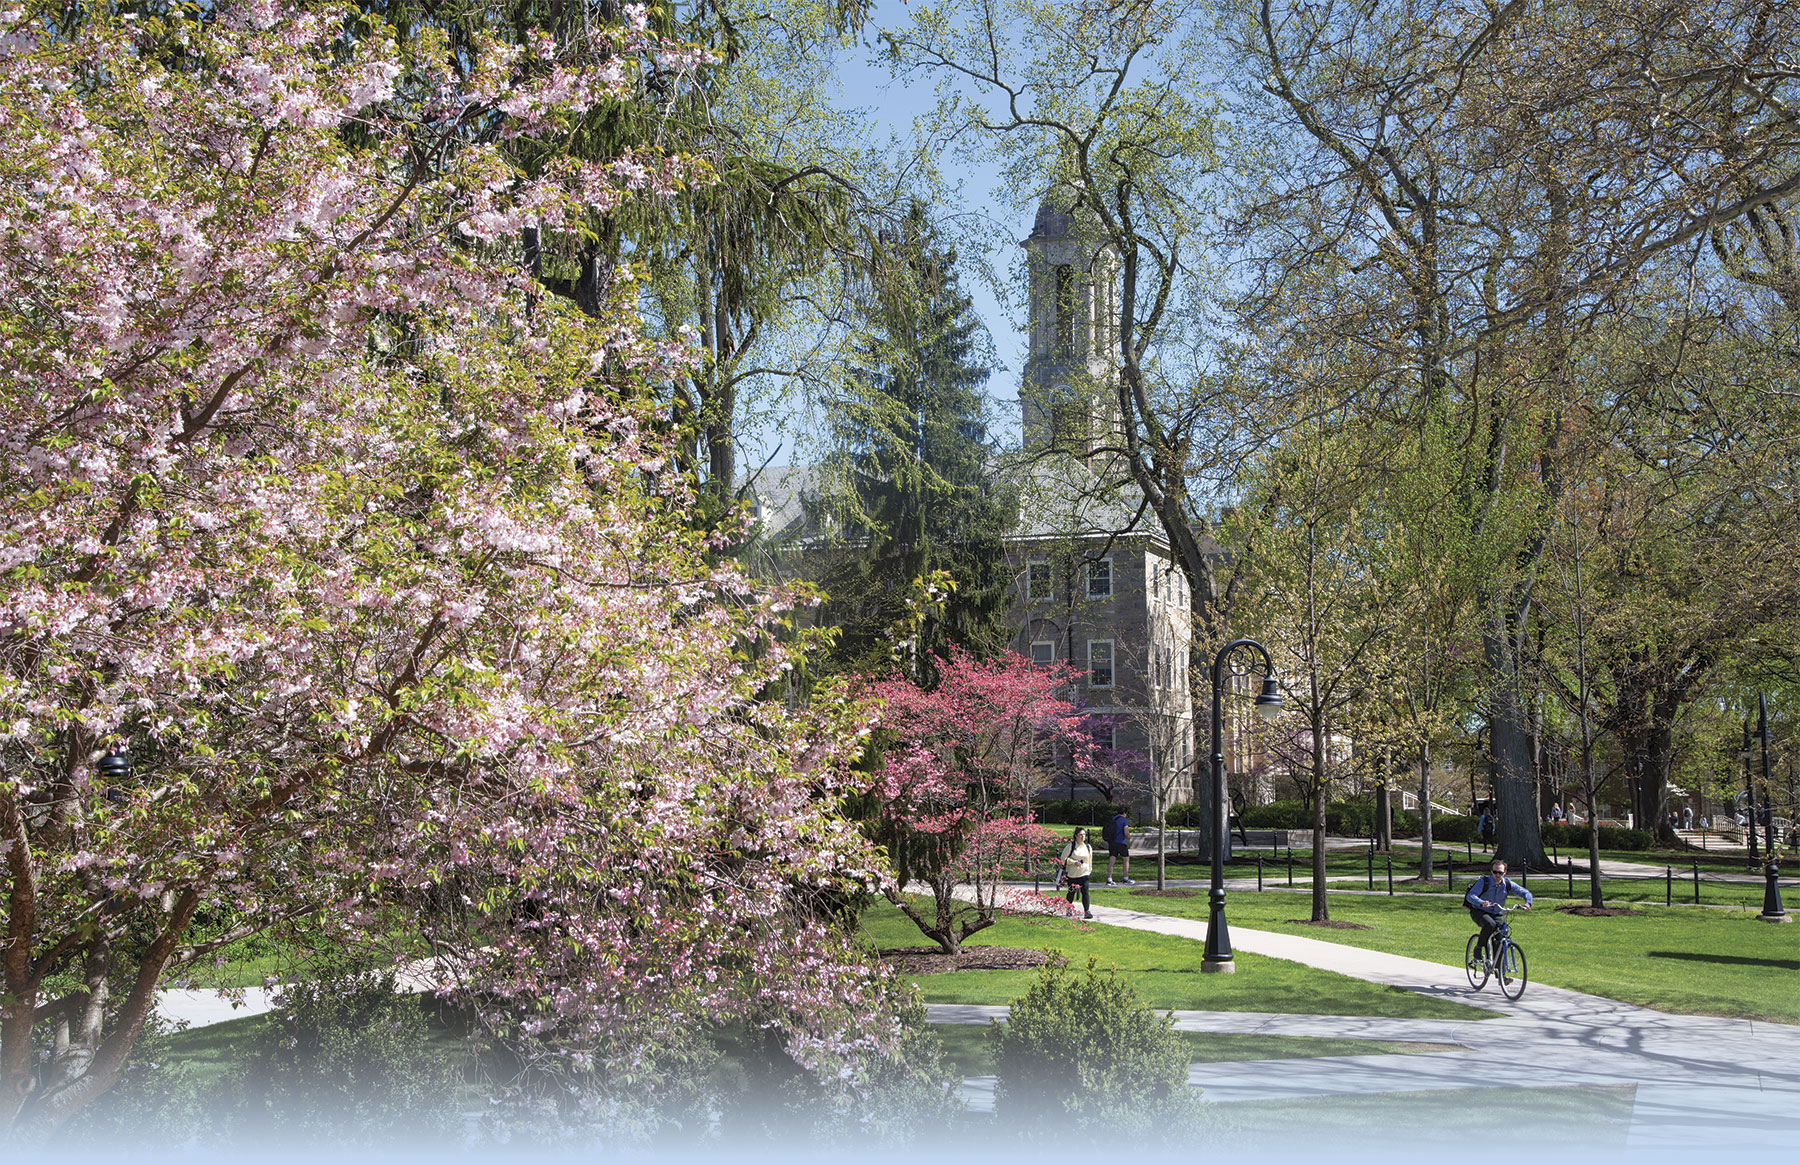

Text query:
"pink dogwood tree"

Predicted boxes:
[[0, 2, 895, 1133], [862, 648, 1092, 953]]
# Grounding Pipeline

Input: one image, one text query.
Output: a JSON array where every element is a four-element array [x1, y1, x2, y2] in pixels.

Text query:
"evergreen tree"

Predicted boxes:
[[814, 205, 1016, 682]]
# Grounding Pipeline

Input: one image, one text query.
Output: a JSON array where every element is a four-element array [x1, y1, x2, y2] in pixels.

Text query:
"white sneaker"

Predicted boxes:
[[1105, 878, 1116, 885], [1124, 878, 1136, 885]]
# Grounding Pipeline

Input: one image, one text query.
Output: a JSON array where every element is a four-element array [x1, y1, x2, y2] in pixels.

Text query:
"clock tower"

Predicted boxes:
[[1021, 192, 1118, 458]]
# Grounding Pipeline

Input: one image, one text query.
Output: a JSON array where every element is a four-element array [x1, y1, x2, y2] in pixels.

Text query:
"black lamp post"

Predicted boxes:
[[97, 746, 130, 782], [1740, 722, 1759, 863], [1757, 695, 1789, 923], [97, 745, 131, 807], [1203, 638, 1283, 973]]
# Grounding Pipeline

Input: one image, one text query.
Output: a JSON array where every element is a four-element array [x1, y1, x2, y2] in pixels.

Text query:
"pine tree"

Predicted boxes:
[[815, 205, 1016, 682]]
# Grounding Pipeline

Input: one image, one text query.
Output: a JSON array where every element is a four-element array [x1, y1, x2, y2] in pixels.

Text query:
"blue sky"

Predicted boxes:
[[742, 18, 1036, 464]]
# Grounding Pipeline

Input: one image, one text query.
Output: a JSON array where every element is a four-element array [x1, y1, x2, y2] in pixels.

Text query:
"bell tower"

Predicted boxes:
[[1021, 192, 1118, 457]]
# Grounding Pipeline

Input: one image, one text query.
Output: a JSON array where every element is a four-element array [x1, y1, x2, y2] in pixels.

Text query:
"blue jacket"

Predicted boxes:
[[1464, 873, 1532, 917], [1108, 813, 1129, 845]]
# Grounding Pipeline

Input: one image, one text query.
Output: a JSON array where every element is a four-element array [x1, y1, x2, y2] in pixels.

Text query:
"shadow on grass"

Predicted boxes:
[[1647, 951, 1800, 971]]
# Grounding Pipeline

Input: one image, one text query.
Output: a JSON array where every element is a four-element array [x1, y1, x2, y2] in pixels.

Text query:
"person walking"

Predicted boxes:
[[1105, 809, 1134, 885], [1060, 828, 1094, 919], [1682, 805, 1693, 830]]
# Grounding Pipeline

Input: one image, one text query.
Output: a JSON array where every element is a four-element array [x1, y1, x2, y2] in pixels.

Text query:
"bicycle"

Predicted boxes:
[[1463, 904, 1529, 1000]]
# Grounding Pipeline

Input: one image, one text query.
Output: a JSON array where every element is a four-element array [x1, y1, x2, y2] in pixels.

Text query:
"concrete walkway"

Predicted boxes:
[[935, 900, 1800, 1149]]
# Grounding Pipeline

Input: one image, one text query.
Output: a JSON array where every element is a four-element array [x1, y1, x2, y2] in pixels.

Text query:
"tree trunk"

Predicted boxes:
[[1419, 741, 1435, 881], [1375, 757, 1393, 851], [1310, 716, 1329, 921], [1484, 616, 1551, 870]]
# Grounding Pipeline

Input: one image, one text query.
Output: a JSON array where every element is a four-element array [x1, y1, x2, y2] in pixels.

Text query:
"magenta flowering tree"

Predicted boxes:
[[862, 648, 1092, 953], [0, 2, 895, 1133]]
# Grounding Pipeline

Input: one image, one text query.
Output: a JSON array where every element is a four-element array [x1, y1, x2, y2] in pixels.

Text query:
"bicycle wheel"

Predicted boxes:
[[1498, 941, 1528, 1000], [1465, 933, 1489, 989]]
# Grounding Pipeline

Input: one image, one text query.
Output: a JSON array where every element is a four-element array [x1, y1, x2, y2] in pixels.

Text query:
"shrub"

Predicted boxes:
[[223, 971, 466, 1144], [61, 1016, 214, 1145], [1162, 802, 1204, 827], [1031, 799, 1129, 827], [990, 957, 1212, 1143], [1541, 823, 1653, 851], [1429, 814, 1476, 843], [1238, 800, 1306, 829]]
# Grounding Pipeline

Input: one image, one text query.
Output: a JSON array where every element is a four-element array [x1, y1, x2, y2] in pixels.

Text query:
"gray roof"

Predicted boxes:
[[739, 454, 1221, 559]]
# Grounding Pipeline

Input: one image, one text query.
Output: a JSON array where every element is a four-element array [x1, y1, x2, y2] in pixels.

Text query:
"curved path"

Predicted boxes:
[[934, 900, 1800, 1149]]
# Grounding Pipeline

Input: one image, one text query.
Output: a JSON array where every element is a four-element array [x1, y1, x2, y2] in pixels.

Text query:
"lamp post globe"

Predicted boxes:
[[97, 747, 131, 782], [1203, 638, 1281, 974]]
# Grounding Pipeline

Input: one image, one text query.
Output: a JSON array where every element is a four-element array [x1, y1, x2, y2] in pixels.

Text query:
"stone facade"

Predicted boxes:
[[1012, 193, 1199, 818]]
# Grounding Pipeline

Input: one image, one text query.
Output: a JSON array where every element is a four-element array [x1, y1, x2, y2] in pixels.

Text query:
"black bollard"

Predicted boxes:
[[1760, 858, 1789, 922]]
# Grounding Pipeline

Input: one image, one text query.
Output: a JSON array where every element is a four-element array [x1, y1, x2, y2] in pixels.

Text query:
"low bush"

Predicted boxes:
[[1237, 799, 1306, 829], [1162, 802, 1203, 827], [1428, 814, 1476, 843], [991, 956, 1216, 1143], [61, 1016, 215, 1145], [1540, 823, 1654, 851], [1032, 799, 1129, 827], [224, 971, 467, 1144]]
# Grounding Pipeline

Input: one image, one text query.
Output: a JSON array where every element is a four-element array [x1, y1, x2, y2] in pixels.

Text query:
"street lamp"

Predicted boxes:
[[97, 745, 132, 806], [97, 746, 130, 782], [1740, 722, 1759, 863], [1203, 638, 1283, 973], [1757, 694, 1789, 923]]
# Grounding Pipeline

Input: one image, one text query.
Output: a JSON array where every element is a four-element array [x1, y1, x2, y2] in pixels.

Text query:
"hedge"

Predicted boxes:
[[1159, 798, 1654, 849], [1539, 822, 1654, 851], [1032, 799, 1131, 828], [1162, 802, 1204, 828]]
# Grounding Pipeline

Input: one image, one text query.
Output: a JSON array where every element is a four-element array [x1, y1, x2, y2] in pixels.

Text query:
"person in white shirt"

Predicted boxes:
[[1059, 828, 1094, 919]]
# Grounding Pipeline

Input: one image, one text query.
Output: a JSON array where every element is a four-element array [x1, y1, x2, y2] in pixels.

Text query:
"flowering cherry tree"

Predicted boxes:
[[861, 648, 1092, 953], [0, 2, 895, 1133]]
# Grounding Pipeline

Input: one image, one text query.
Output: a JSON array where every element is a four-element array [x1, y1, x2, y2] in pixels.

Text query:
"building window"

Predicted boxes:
[[1086, 556, 1112, 599], [1091, 723, 1116, 753], [1027, 560, 1052, 600], [1088, 639, 1114, 688], [1030, 640, 1055, 666]]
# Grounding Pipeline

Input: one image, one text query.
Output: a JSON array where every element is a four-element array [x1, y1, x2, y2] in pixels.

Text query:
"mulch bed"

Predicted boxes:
[[877, 945, 1052, 974], [1288, 919, 1373, 929], [1132, 888, 1199, 898], [1556, 904, 1641, 917]]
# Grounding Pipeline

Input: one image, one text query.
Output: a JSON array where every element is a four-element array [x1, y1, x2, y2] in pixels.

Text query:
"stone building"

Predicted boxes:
[[1009, 194, 1203, 818], [744, 192, 1252, 821]]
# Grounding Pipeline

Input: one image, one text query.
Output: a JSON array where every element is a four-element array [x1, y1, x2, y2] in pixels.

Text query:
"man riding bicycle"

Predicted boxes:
[[1464, 858, 1532, 960]]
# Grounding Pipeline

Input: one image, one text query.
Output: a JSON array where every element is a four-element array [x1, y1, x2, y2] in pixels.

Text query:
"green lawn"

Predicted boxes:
[[929, 1023, 1463, 1078], [155, 1013, 277, 1085], [859, 901, 1493, 1020], [1110, 888, 1800, 1023]]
